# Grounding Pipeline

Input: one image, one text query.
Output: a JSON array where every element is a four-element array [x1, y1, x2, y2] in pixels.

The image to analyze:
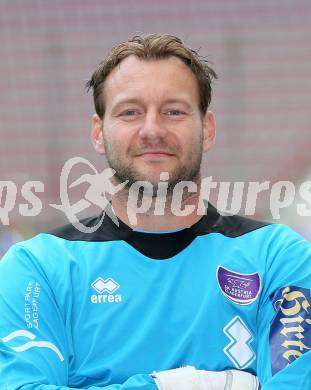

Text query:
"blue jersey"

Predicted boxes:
[[0, 204, 310, 389]]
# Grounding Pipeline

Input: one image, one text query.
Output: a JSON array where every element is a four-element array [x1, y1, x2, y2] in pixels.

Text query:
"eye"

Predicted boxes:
[[123, 110, 139, 116], [166, 110, 183, 116], [118, 109, 142, 120], [164, 109, 187, 118]]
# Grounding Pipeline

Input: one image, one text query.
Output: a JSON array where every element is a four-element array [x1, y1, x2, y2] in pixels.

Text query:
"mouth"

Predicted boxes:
[[136, 150, 175, 158]]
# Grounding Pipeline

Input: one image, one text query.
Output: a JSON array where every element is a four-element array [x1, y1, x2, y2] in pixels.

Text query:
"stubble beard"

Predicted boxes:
[[104, 135, 203, 200]]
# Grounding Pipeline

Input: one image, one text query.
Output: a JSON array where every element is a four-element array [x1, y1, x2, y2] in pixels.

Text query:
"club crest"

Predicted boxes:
[[217, 266, 261, 305]]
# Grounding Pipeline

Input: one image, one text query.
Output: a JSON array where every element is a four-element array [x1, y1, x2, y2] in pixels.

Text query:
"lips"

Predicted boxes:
[[140, 152, 174, 157], [136, 150, 175, 157]]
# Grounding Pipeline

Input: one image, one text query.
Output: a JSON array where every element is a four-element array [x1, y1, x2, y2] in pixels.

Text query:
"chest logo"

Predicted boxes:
[[91, 277, 122, 304], [217, 266, 261, 305], [91, 277, 120, 294], [223, 316, 256, 369]]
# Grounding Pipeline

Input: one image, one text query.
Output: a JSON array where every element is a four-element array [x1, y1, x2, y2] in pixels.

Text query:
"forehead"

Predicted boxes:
[[103, 55, 200, 107]]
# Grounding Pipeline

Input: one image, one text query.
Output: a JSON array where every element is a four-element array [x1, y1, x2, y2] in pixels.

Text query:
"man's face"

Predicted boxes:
[[92, 55, 215, 192]]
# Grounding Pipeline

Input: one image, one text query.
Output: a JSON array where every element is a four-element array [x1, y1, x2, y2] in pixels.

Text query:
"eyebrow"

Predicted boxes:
[[162, 99, 194, 111], [112, 98, 143, 110]]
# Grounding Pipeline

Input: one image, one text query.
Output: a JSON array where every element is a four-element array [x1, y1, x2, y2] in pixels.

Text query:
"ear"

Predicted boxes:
[[91, 114, 106, 154], [202, 111, 216, 153]]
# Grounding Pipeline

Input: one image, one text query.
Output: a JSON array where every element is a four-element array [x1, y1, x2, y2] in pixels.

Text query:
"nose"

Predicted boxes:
[[138, 110, 167, 140]]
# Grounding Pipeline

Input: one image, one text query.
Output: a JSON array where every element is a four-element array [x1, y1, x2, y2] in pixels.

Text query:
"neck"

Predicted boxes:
[[111, 178, 204, 232]]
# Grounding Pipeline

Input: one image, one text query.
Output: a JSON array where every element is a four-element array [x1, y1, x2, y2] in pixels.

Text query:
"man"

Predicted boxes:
[[0, 34, 310, 389]]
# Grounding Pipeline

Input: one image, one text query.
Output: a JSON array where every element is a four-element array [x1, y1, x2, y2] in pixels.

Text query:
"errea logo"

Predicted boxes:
[[91, 277, 122, 304], [92, 277, 120, 294]]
